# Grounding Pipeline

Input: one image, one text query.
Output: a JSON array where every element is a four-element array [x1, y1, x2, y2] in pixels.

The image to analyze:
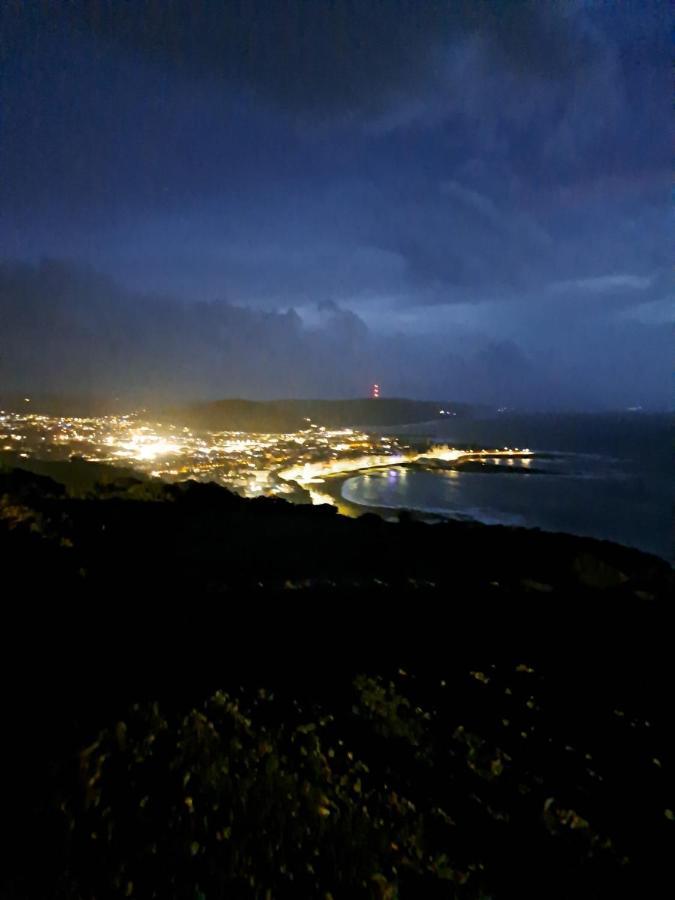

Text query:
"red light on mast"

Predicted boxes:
[[371, 383, 380, 399]]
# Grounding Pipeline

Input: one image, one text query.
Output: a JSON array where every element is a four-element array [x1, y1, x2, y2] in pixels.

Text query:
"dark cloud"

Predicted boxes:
[[0, 3, 669, 410], [0, 259, 374, 401], [45, 0, 595, 119], [1, 260, 669, 410]]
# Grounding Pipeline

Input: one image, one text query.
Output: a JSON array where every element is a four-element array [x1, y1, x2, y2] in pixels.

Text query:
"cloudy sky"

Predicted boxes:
[[0, 1, 670, 408]]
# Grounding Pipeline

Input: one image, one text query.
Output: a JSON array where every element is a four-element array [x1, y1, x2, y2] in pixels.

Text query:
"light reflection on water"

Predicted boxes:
[[341, 453, 670, 559]]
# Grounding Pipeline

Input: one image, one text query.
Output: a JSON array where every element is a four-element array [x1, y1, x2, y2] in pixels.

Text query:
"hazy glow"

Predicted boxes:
[[113, 433, 182, 461]]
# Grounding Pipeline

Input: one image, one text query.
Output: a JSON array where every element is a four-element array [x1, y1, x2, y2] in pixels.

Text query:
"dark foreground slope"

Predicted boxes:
[[0, 466, 672, 899], [1, 465, 669, 596]]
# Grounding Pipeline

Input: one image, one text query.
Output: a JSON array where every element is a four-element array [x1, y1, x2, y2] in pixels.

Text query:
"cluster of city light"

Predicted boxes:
[[0, 410, 534, 509], [278, 452, 408, 484], [424, 445, 532, 460], [0, 411, 407, 499], [106, 431, 183, 461]]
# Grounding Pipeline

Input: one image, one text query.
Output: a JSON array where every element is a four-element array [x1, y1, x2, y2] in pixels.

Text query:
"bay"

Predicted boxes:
[[341, 413, 672, 559]]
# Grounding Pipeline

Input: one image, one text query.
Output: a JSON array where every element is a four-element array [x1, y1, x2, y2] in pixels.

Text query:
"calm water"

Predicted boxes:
[[342, 414, 672, 559]]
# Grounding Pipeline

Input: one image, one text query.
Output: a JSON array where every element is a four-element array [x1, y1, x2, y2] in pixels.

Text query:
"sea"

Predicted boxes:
[[341, 413, 672, 560]]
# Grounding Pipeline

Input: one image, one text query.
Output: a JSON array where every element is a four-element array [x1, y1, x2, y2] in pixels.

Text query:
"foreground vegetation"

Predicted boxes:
[[4, 662, 672, 899], [0, 463, 671, 898]]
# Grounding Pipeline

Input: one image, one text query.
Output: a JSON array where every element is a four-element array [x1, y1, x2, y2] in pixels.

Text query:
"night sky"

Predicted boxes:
[[0, 1, 670, 408]]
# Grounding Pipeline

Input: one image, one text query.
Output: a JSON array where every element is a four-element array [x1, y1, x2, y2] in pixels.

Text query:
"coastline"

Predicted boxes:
[[311, 464, 458, 524], [314, 459, 671, 561], [305, 455, 544, 524]]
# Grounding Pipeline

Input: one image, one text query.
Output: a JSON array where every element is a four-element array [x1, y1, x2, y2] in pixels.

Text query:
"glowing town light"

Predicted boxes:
[[423, 446, 465, 462], [113, 433, 182, 461], [371, 383, 380, 399]]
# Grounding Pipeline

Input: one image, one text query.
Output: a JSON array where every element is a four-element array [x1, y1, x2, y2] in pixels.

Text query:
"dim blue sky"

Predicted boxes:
[[0, 1, 670, 407]]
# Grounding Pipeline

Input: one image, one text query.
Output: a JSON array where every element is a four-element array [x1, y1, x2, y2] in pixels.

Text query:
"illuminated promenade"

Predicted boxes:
[[278, 446, 533, 486]]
